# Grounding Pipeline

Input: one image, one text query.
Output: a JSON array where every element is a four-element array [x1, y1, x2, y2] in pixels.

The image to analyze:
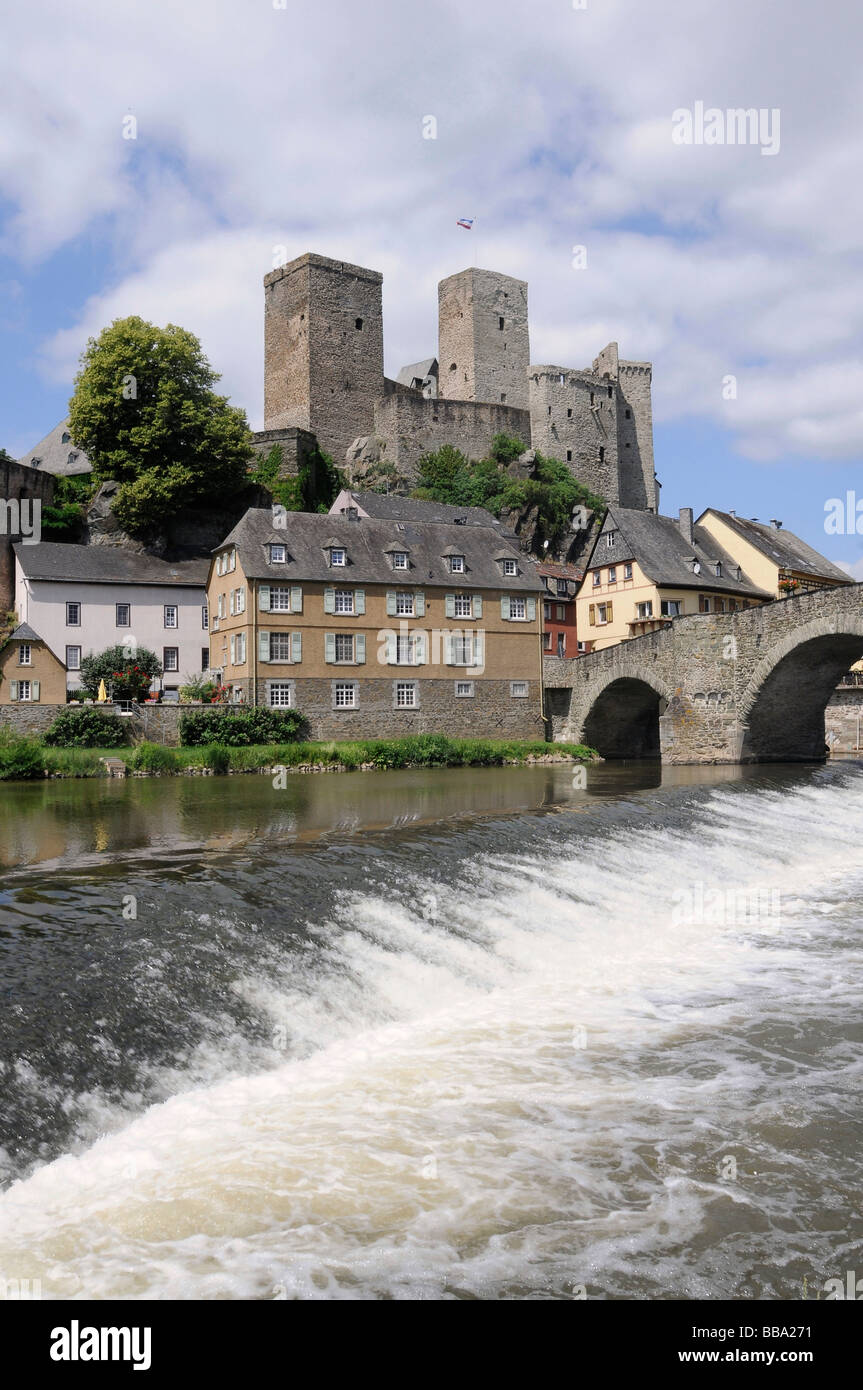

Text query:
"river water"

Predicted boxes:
[[0, 761, 861, 1300]]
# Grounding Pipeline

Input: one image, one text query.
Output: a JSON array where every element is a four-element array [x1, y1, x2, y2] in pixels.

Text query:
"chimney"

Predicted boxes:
[[770, 519, 783, 530], [678, 507, 694, 545], [728, 509, 736, 518]]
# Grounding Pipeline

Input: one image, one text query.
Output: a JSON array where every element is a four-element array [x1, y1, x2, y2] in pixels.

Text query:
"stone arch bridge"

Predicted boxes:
[[543, 584, 863, 763]]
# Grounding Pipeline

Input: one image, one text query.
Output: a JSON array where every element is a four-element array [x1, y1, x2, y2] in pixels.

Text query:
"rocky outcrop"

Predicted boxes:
[[83, 480, 271, 560]]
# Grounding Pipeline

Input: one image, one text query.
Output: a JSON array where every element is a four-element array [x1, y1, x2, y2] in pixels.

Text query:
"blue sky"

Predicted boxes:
[[2, 0, 861, 572]]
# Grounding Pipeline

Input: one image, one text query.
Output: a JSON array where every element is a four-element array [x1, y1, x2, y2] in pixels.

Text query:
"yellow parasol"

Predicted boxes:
[[97, 679, 109, 703]]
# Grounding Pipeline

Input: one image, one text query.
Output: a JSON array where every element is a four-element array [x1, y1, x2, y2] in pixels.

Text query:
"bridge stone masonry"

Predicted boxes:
[[544, 584, 863, 763]]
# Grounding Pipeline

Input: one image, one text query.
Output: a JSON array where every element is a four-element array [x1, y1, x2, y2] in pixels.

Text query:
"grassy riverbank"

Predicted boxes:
[[28, 736, 597, 779]]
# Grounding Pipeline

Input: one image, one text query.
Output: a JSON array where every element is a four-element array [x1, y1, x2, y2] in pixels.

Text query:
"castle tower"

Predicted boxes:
[[437, 268, 530, 410], [264, 253, 384, 464]]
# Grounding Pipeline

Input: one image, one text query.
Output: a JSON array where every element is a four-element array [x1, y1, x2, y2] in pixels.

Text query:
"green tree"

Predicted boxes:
[[41, 473, 98, 540], [249, 442, 344, 513], [68, 317, 253, 532], [80, 644, 162, 700]]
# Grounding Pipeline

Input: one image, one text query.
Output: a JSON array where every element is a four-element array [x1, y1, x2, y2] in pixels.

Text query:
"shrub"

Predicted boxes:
[[178, 707, 307, 746], [66, 688, 88, 703], [203, 743, 231, 774], [43, 707, 128, 748], [0, 728, 45, 780], [128, 741, 178, 773], [80, 644, 162, 700]]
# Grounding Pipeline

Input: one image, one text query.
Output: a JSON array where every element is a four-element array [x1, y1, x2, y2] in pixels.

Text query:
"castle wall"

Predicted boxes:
[[372, 392, 531, 486], [529, 367, 622, 503], [617, 362, 656, 511], [0, 460, 54, 614], [438, 268, 530, 410], [264, 253, 384, 465]]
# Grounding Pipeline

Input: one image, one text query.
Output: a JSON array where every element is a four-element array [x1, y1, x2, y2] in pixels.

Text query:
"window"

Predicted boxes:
[[577, 641, 587, 654], [217, 593, 225, 619], [636, 601, 654, 619], [543, 630, 552, 651], [608, 566, 617, 583], [392, 551, 408, 569], [714, 562, 722, 577], [335, 633, 354, 663], [509, 597, 526, 619], [608, 385, 613, 398], [455, 681, 474, 697], [330, 548, 346, 567], [395, 634, 416, 665], [269, 682, 293, 707], [236, 633, 246, 663], [202, 605, 209, 630], [590, 391, 595, 405], [699, 595, 711, 613], [716, 598, 726, 612], [334, 589, 354, 614], [269, 632, 293, 661], [558, 373, 565, 385], [556, 578, 567, 596], [355, 317, 363, 330], [596, 603, 610, 625], [449, 555, 464, 573], [395, 681, 418, 708], [557, 634, 566, 657], [599, 446, 605, 462], [270, 586, 292, 611], [164, 605, 178, 629], [503, 559, 517, 576], [499, 317, 505, 330], [566, 450, 572, 462], [116, 603, 130, 627], [605, 530, 616, 548], [231, 685, 244, 704], [592, 571, 601, 587], [269, 544, 286, 564], [661, 599, 682, 617], [625, 408, 631, 419], [228, 550, 236, 572], [201, 647, 210, 671], [66, 602, 81, 626], [334, 681, 356, 708], [164, 647, 179, 672], [395, 591, 414, 616], [17, 680, 31, 702], [449, 635, 476, 666], [66, 645, 81, 670], [543, 602, 551, 620], [18, 644, 31, 665], [624, 563, 633, 580], [234, 588, 245, 614], [556, 604, 565, 620], [567, 408, 572, 419], [453, 593, 472, 618], [510, 682, 529, 697]]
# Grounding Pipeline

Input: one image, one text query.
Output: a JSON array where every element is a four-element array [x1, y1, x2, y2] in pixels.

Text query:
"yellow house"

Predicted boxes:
[[577, 507, 772, 652], [0, 623, 68, 705], [206, 508, 546, 739], [696, 510, 851, 599]]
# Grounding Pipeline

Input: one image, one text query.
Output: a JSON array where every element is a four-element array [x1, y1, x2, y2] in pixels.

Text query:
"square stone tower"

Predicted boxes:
[[437, 268, 530, 410], [264, 253, 384, 465]]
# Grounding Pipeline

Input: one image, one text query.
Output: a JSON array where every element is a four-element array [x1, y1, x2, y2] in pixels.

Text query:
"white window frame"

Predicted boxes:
[[116, 603, 131, 627], [66, 602, 81, 626], [503, 559, 517, 576], [395, 680, 418, 708], [509, 596, 527, 620], [270, 544, 287, 564], [17, 679, 32, 702], [592, 572, 601, 588], [330, 548, 347, 567], [636, 601, 653, 619], [334, 681, 357, 708], [334, 633, 355, 663], [202, 605, 209, 630], [164, 605, 178, 629], [455, 680, 474, 698], [334, 589, 355, 614], [624, 563, 633, 580], [392, 551, 408, 570], [510, 681, 529, 698], [268, 681, 293, 707], [453, 593, 472, 618], [163, 646, 179, 672], [270, 586, 292, 612], [449, 555, 465, 573], [18, 644, 31, 666], [268, 631, 293, 662], [66, 645, 81, 671]]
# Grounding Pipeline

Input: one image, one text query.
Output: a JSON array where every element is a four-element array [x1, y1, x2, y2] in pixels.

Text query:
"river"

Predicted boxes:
[[0, 760, 861, 1300]]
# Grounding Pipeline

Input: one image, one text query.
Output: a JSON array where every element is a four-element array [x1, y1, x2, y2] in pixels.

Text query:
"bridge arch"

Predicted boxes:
[[577, 667, 674, 760], [739, 615, 863, 761]]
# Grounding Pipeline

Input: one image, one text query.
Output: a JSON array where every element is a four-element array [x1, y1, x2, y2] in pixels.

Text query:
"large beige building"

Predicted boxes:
[[696, 510, 850, 598], [207, 508, 546, 739]]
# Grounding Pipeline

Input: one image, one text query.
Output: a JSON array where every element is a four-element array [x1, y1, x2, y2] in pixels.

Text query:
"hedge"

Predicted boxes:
[[43, 707, 129, 748], [178, 707, 307, 747]]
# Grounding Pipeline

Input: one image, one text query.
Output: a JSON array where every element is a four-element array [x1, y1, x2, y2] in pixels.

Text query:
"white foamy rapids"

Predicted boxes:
[[1, 775, 862, 1299]]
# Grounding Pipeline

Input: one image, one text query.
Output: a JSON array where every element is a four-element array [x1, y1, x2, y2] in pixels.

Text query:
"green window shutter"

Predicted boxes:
[[501, 595, 511, 620], [259, 585, 270, 612], [325, 632, 336, 663], [443, 633, 453, 665], [526, 597, 537, 622], [415, 590, 425, 617], [32, 680, 40, 701], [290, 586, 303, 614], [291, 631, 302, 663], [355, 589, 366, 615], [445, 594, 455, 619], [230, 634, 236, 664], [355, 633, 366, 664], [386, 591, 397, 617], [414, 632, 426, 665], [474, 594, 483, 619], [324, 587, 336, 614], [385, 633, 396, 664], [259, 630, 270, 663], [10, 681, 18, 701]]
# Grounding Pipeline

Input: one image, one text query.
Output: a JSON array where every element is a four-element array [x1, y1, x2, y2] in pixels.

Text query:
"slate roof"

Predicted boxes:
[[331, 489, 513, 533], [17, 421, 92, 476], [14, 542, 208, 587], [700, 510, 850, 583], [8, 623, 41, 643], [219, 508, 543, 591], [396, 358, 438, 388], [589, 507, 773, 598]]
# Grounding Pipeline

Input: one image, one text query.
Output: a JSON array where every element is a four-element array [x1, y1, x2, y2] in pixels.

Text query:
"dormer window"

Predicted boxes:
[[450, 555, 464, 573], [714, 562, 722, 577], [61, 431, 70, 443], [392, 551, 408, 569], [269, 544, 286, 563], [503, 558, 517, 576], [330, 548, 346, 567]]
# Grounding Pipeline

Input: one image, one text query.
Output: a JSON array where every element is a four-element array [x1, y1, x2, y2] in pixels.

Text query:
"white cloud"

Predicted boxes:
[[1, 0, 861, 467]]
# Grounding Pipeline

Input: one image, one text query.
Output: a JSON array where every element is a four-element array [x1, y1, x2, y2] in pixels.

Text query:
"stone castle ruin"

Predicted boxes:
[[262, 253, 658, 511]]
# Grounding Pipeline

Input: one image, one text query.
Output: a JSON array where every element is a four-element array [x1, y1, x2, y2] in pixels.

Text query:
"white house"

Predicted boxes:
[[13, 543, 211, 695]]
